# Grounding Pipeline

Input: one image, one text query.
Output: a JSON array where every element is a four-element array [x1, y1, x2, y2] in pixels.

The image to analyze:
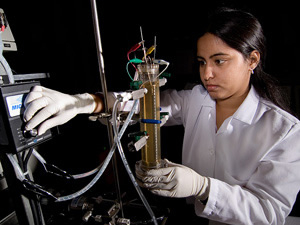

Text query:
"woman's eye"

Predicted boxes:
[[198, 60, 206, 66], [215, 59, 225, 65]]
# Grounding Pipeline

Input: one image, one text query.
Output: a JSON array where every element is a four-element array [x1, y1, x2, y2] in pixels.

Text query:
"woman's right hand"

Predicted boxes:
[[23, 86, 96, 135]]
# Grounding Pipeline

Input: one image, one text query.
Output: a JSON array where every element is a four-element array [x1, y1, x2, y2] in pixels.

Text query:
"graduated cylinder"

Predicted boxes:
[[137, 64, 161, 170]]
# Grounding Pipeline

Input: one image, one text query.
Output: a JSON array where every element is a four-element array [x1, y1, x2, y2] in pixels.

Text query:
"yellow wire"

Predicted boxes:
[[142, 45, 155, 60]]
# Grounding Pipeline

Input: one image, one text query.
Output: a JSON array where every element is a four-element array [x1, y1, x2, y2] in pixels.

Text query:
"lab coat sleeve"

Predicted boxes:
[[195, 123, 300, 225], [160, 89, 192, 126]]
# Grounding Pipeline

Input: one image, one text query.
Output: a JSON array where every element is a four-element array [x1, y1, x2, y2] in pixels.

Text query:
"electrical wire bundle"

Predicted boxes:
[[126, 27, 169, 85]]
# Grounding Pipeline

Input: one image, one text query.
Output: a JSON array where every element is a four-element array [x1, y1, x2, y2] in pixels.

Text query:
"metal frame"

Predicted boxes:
[[90, 0, 124, 216]]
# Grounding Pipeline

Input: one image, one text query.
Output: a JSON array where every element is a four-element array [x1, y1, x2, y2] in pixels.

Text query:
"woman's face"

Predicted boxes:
[[197, 33, 252, 102]]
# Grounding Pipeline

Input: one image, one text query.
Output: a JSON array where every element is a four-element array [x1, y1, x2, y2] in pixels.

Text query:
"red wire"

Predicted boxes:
[[127, 43, 142, 71]]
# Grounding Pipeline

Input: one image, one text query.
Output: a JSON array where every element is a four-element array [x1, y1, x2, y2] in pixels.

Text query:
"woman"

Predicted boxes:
[[24, 8, 300, 225], [136, 8, 300, 224]]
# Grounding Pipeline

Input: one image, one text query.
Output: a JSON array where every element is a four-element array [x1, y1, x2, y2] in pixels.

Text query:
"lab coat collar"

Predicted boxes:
[[202, 90, 216, 108], [232, 85, 259, 125], [201, 85, 260, 125]]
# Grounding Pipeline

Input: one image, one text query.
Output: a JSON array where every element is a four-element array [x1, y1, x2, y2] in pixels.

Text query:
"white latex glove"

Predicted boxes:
[[135, 159, 209, 199], [23, 86, 96, 135]]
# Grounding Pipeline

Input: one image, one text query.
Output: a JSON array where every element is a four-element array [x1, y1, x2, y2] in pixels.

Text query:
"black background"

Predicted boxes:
[[1, 0, 299, 222], [2, 0, 300, 92]]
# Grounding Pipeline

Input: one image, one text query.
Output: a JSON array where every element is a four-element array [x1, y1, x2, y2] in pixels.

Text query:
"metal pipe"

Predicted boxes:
[[90, 0, 124, 217]]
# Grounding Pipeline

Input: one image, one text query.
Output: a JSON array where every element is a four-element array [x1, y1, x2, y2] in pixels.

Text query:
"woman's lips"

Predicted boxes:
[[206, 85, 218, 92]]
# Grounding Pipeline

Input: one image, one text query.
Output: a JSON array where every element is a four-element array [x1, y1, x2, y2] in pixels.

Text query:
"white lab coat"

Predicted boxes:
[[160, 85, 300, 225]]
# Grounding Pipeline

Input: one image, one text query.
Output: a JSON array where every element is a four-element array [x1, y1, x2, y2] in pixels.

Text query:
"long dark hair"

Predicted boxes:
[[202, 8, 291, 113]]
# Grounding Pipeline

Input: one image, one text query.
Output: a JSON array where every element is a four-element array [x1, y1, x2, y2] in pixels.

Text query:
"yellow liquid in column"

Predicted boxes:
[[140, 81, 161, 169], [137, 63, 161, 170]]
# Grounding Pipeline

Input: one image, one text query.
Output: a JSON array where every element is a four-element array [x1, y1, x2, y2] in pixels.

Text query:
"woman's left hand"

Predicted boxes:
[[135, 159, 209, 199]]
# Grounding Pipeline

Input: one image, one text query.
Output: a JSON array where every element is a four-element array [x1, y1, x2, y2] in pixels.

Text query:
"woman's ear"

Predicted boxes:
[[249, 50, 260, 70]]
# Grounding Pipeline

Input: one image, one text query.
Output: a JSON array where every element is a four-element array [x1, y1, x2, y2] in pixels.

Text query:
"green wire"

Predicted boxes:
[[126, 61, 134, 81], [126, 58, 143, 81], [129, 58, 143, 63]]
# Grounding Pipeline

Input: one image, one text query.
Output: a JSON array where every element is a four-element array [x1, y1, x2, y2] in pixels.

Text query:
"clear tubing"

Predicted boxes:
[[138, 64, 161, 170], [112, 99, 158, 225], [55, 99, 138, 202], [72, 164, 102, 179], [55, 99, 158, 224], [55, 142, 116, 202], [116, 138, 158, 225], [32, 148, 102, 179], [0, 34, 14, 84]]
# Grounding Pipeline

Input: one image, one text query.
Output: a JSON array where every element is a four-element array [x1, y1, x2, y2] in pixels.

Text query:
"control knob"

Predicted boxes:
[[23, 128, 38, 138]]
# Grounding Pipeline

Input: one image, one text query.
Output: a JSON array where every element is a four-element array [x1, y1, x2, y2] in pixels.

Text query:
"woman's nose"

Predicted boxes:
[[201, 65, 214, 81]]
